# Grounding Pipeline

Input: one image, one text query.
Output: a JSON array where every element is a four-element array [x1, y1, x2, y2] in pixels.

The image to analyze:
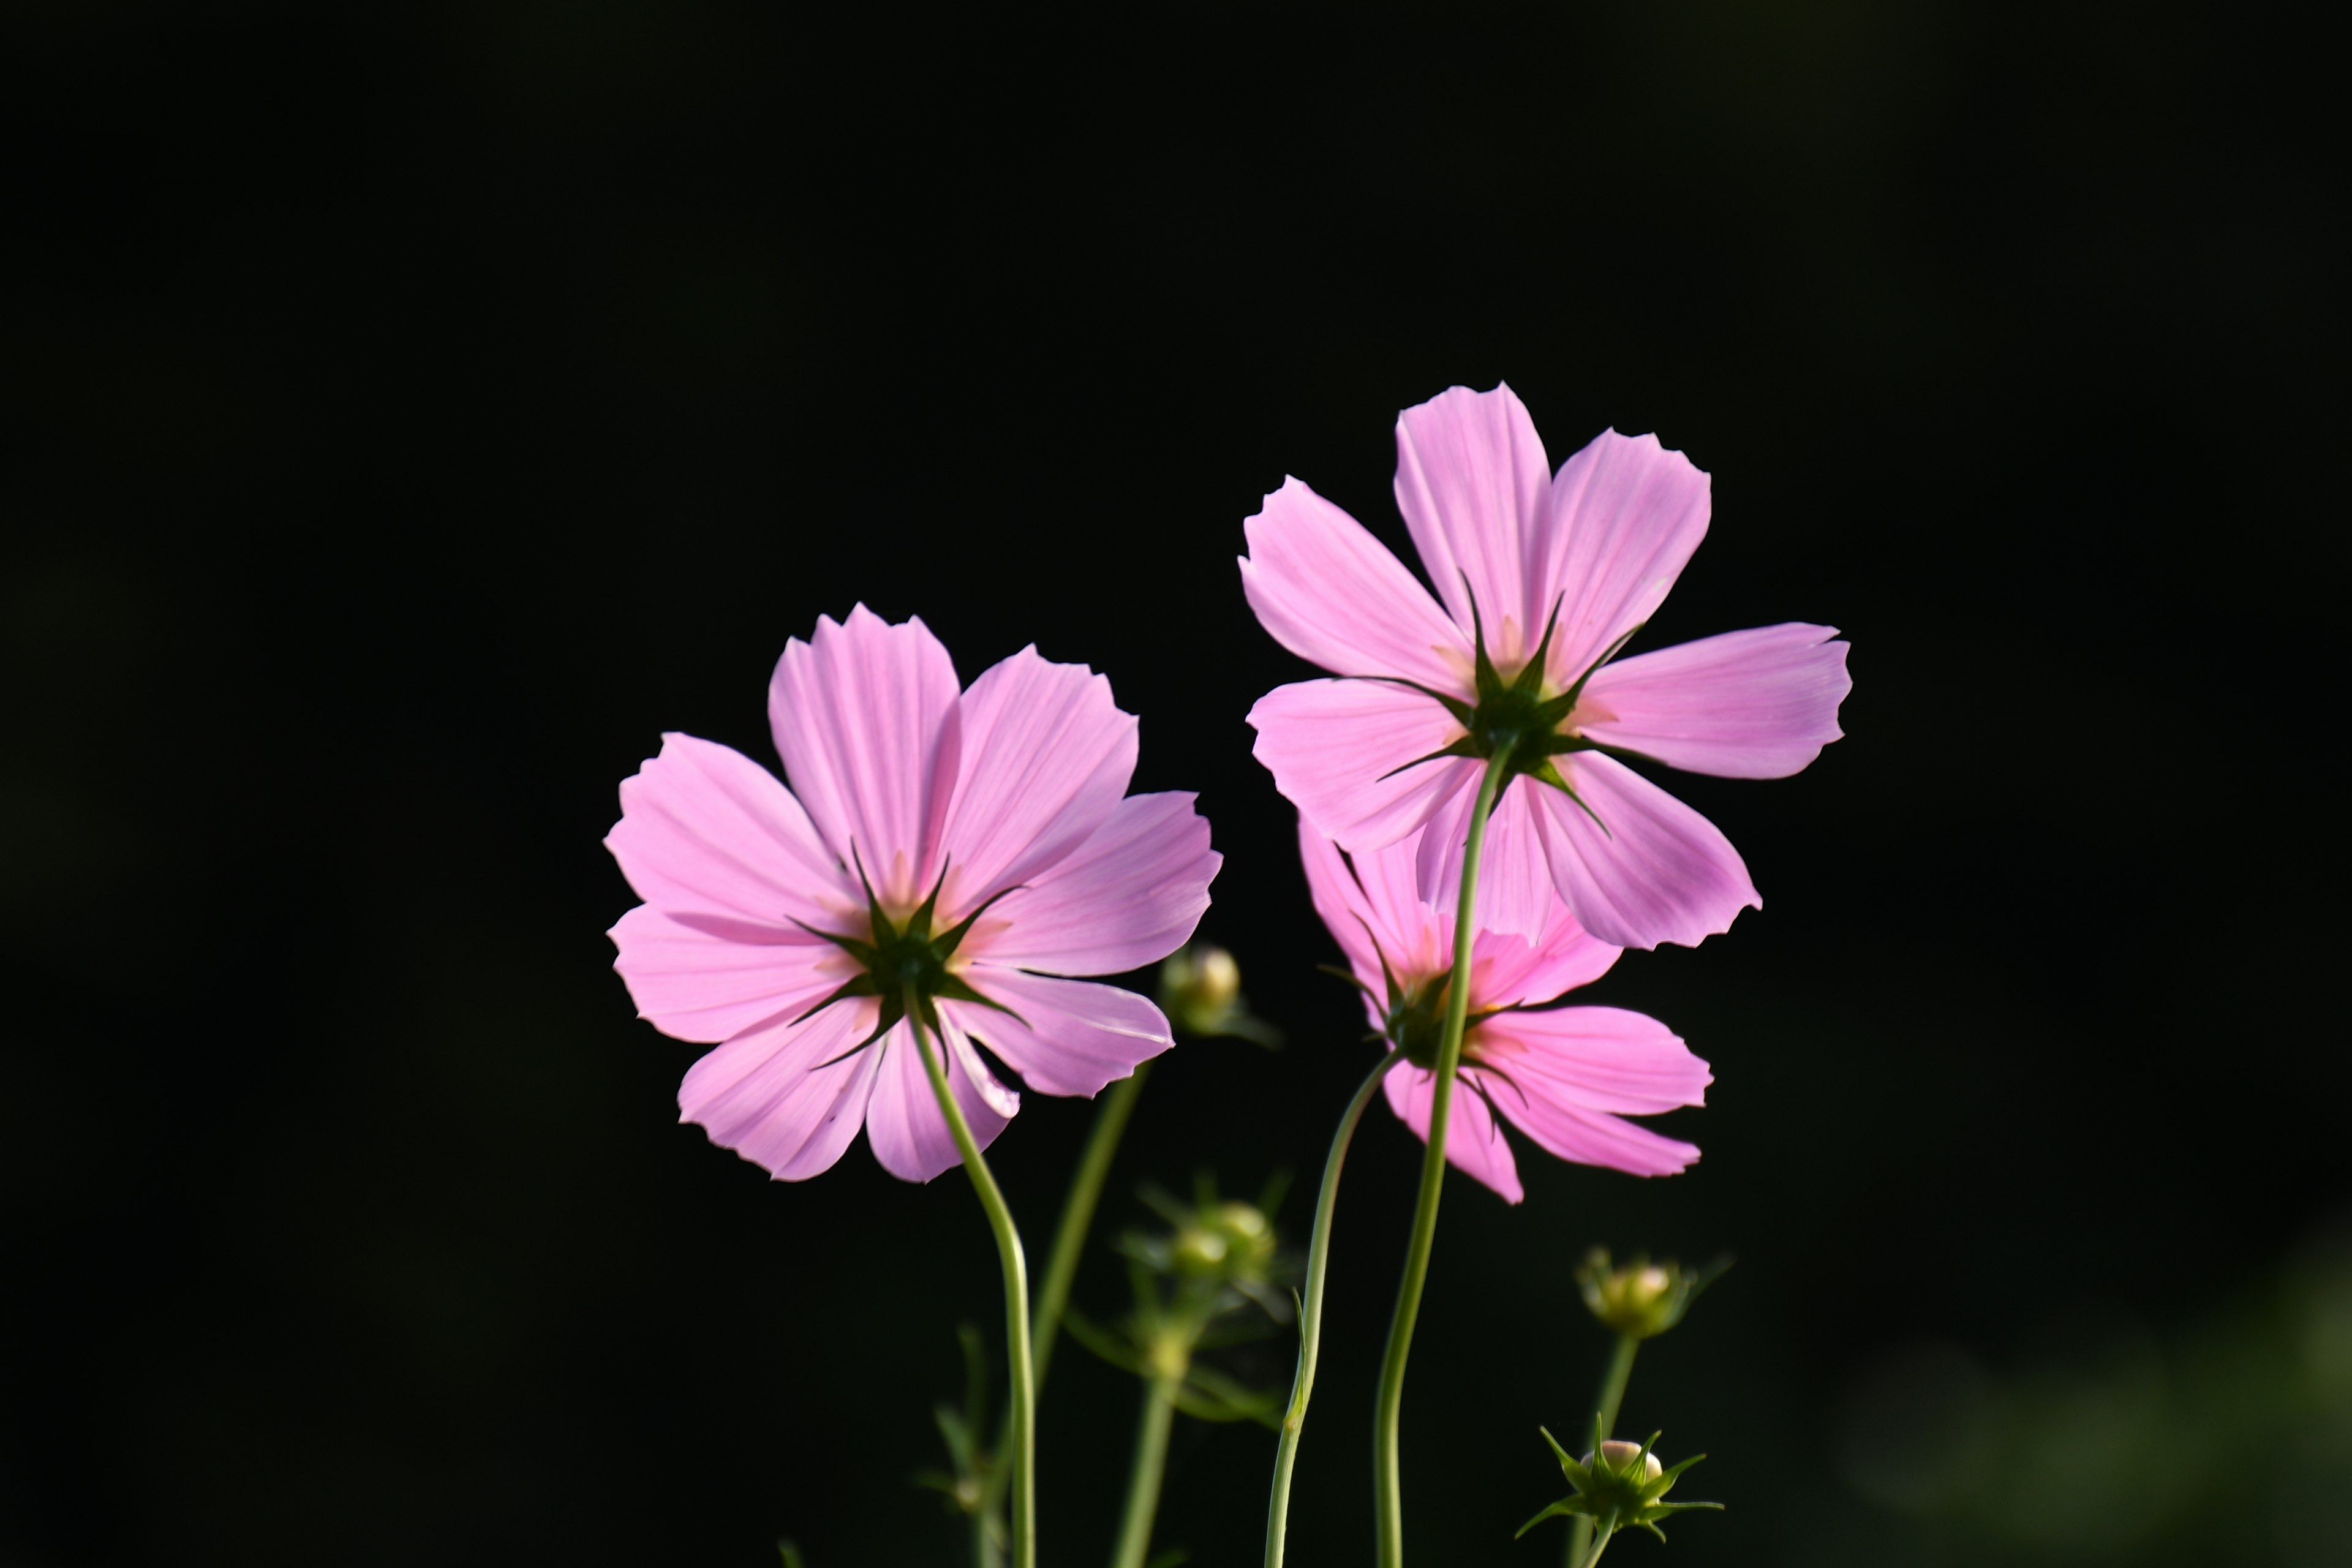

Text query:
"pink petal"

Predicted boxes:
[[937, 646, 1137, 910], [1535, 431, 1713, 687], [1468, 1013, 1702, 1178], [1468, 907, 1619, 1012], [1238, 477, 1469, 690], [863, 1014, 1016, 1183], [1470, 1006, 1710, 1117], [945, 971, 1174, 1098], [1578, 624, 1850, 779], [1392, 383, 1553, 650], [1532, 754, 1760, 951], [609, 903, 845, 1044], [605, 733, 851, 928], [974, 793, 1217, 976], [1412, 775, 1561, 941], [1297, 818, 1386, 987], [767, 606, 963, 907], [1384, 1060, 1525, 1205], [1248, 679, 1476, 853], [677, 1000, 885, 1182]]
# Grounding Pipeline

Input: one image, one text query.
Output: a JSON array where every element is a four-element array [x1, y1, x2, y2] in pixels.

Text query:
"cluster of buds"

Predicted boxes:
[[1158, 944, 1283, 1047], [1516, 1420, 1721, 1553], [1576, 1249, 1728, 1341]]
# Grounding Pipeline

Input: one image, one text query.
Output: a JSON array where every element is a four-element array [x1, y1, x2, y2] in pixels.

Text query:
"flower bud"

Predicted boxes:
[[1576, 1249, 1726, 1340], [1158, 944, 1283, 1046], [1515, 1423, 1722, 1544], [1172, 1200, 1276, 1282], [1586, 1440, 1665, 1482]]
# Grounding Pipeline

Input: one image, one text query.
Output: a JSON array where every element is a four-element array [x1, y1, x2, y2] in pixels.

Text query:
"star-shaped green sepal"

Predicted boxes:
[[1515, 1419, 1721, 1561], [791, 852, 1023, 1064]]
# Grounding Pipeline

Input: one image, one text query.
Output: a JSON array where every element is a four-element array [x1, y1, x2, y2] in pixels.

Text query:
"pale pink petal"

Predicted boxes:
[[1470, 1006, 1710, 1117], [1578, 624, 1850, 779], [1468, 908, 1619, 1011], [1249, 679, 1476, 854], [1467, 1016, 1701, 1178], [970, 793, 1217, 976], [945, 971, 1173, 1098], [1297, 819, 1385, 986], [863, 1015, 1015, 1183], [1531, 755, 1759, 951], [1238, 478, 1470, 690], [606, 733, 850, 927], [609, 904, 846, 1044], [1392, 383, 1553, 647], [1413, 776, 1560, 941], [935, 646, 1138, 911], [767, 606, 962, 906], [1384, 1060, 1525, 1205], [677, 1000, 885, 1182], [1536, 432, 1713, 686]]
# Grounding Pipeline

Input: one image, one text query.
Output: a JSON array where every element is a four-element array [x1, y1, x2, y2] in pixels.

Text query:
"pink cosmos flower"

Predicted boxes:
[[1300, 819, 1709, 1202], [605, 606, 1219, 1183], [1242, 383, 1850, 951]]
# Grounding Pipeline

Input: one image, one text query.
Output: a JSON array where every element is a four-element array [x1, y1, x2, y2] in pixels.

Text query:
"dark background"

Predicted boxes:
[[5, 2, 2345, 1565]]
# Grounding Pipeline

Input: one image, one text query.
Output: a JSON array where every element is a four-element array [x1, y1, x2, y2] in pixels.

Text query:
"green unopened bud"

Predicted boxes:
[[1158, 944, 1283, 1047], [1172, 1200, 1276, 1282], [1516, 1422, 1722, 1544], [1577, 1249, 1727, 1340]]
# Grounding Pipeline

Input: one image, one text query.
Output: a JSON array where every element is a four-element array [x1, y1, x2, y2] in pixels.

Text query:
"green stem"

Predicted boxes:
[[908, 994, 1036, 1568], [976, 1063, 1153, 1562], [1565, 1335, 1640, 1568], [1262, 1050, 1408, 1568], [1109, 1371, 1180, 1568], [1583, 1517, 1619, 1568], [1371, 749, 1515, 1567]]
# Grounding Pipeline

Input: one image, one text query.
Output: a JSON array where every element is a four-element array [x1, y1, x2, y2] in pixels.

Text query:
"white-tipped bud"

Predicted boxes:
[[1586, 1441, 1665, 1482]]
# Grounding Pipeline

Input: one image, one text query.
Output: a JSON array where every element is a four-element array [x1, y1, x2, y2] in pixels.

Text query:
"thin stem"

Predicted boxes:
[[1583, 1518, 1619, 1568], [1262, 1050, 1408, 1568], [1565, 1335, 1640, 1568], [1371, 749, 1515, 1567], [976, 1062, 1154, 1561], [908, 993, 1036, 1568], [1108, 1371, 1180, 1568]]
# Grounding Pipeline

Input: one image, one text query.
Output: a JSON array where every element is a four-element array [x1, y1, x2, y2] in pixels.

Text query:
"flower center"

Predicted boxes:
[[1383, 979, 1454, 1069], [790, 857, 1019, 1055]]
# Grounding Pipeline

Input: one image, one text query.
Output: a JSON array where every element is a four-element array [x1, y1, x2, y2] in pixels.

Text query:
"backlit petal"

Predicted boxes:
[[606, 733, 849, 927], [973, 793, 1216, 976], [609, 903, 845, 1044], [1393, 383, 1553, 646], [1578, 624, 1850, 778], [945, 971, 1173, 1098], [863, 1015, 1015, 1183], [768, 606, 962, 905], [1532, 755, 1759, 951], [1471, 1006, 1710, 1117], [1384, 1060, 1525, 1205], [1249, 679, 1475, 853], [676, 1001, 884, 1182], [1413, 774, 1561, 941], [1536, 432, 1712, 685], [1239, 478, 1469, 690], [938, 646, 1136, 910]]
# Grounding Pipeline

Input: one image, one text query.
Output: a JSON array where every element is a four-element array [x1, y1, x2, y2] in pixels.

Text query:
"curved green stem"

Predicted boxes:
[[908, 994, 1036, 1568], [1262, 1050, 1408, 1568], [1109, 1371, 1180, 1568], [1371, 750, 1514, 1567], [1565, 1335, 1639, 1567]]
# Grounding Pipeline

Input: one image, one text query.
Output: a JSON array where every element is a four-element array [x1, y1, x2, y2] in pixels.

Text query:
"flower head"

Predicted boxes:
[[1298, 818, 1710, 1202], [1515, 1424, 1722, 1545], [1577, 1249, 1727, 1340], [1242, 383, 1850, 949], [605, 606, 1219, 1182]]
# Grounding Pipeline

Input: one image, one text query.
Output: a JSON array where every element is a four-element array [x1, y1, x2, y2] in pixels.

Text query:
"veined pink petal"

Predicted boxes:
[[973, 793, 1217, 976], [768, 606, 963, 907], [1471, 1006, 1710, 1117], [606, 733, 850, 927], [1384, 1061, 1525, 1205], [1297, 819, 1385, 986], [677, 1001, 885, 1182], [1238, 478, 1469, 690], [1578, 624, 1850, 779], [1532, 755, 1759, 951], [1250, 679, 1476, 853], [1536, 431, 1713, 685], [1393, 384, 1553, 646], [609, 904, 845, 1044], [945, 971, 1173, 1098], [1469, 910, 1619, 1011], [1468, 1023, 1701, 1178], [864, 1014, 1016, 1183], [938, 647, 1137, 908], [1414, 776, 1559, 941]]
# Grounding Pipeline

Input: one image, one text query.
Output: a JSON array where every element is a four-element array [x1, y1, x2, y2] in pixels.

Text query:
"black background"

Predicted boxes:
[[5, 3, 2344, 1565]]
